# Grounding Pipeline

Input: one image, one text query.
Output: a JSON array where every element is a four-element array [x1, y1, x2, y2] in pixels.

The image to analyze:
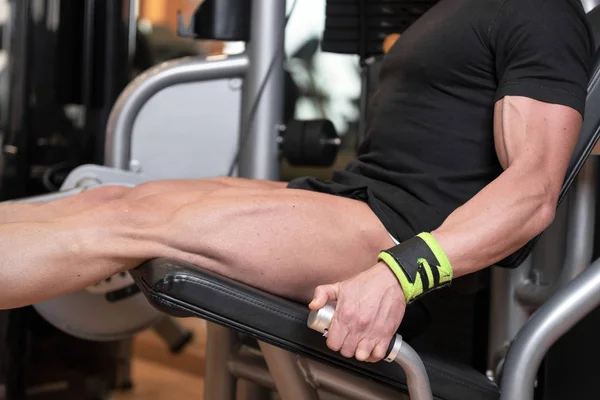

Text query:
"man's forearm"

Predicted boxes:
[[430, 164, 557, 278]]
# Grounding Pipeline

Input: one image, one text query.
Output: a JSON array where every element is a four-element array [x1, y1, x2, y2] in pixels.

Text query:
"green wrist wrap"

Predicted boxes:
[[378, 232, 453, 304]]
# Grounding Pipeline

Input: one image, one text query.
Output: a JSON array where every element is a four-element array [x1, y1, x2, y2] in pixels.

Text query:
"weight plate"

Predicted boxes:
[[34, 273, 162, 341], [282, 119, 306, 166], [302, 120, 339, 167]]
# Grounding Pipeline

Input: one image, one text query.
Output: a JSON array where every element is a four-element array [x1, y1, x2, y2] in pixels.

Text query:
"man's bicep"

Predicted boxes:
[[493, 96, 581, 193]]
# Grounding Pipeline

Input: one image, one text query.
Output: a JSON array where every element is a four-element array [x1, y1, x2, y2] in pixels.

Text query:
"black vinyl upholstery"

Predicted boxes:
[[131, 259, 500, 400], [129, 14, 600, 400]]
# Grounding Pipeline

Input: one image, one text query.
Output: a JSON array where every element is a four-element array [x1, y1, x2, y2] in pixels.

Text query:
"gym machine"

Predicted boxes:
[[0, 1, 143, 398], [0, 0, 342, 398], [128, 2, 600, 400], [2, 0, 600, 399]]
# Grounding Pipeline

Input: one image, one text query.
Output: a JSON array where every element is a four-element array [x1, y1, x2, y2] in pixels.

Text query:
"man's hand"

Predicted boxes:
[[309, 262, 406, 362]]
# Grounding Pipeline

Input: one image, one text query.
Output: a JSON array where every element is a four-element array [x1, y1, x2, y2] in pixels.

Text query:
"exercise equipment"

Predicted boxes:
[[126, 2, 600, 400], [281, 119, 341, 167], [322, 0, 438, 57], [127, 40, 600, 397], [308, 303, 432, 400], [0, 0, 337, 343], [177, 0, 251, 41], [0, 1, 150, 398], [3, 0, 600, 398], [322, 0, 439, 147]]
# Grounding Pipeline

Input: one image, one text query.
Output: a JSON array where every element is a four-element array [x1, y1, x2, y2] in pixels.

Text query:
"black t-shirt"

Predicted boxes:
[[337, 0, 593, 241]]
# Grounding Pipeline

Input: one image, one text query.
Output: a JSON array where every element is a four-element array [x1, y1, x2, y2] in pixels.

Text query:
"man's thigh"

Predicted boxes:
[[135, 186, 395, 302], [125, 177, 287, 200], [0, 177, 283, 223]]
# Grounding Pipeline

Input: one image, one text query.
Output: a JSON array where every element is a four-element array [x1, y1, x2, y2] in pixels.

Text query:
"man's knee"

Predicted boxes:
[[85, 186, 129, 203], [125, 181, 166, 200], [125, 178, 230, 200]]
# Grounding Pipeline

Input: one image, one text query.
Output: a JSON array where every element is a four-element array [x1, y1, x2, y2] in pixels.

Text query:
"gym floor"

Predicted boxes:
[[113, 320, 207, 400]]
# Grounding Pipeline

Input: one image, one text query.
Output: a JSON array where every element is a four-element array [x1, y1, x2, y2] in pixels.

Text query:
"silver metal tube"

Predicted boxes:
[[114, 338, 133, 389], [105, 55, 248, 169], [516, 158, 597, 307], [127, 0, 137, 62], [395, 343, 433, 400], [228, 349, 405, 400], [258, 342, 320, 400], [151, 316, 193, 354], [487, 263, 531, 376], [228, 354, 275, 390], [238, 0, 285, 180], [500, 257, 600, 400], [204, 324, 236, 400], [306, 359, 408, 400], [308, 304, 432, 400], [235, 380, 271, 400]]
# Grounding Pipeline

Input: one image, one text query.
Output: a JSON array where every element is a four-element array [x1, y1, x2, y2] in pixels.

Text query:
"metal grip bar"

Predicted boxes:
[[307, 304, 433, 400]]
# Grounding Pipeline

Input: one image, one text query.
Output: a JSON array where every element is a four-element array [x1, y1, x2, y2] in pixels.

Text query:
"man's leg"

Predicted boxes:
[[0, 177, 285, 224], [123, 177, 287, 200], [72, 183, 395, 302], [0, 178, 393, 308], [0, 186, 129, 223]]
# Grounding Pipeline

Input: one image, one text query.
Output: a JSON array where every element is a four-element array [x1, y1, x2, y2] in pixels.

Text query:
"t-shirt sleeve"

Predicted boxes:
[[491, 0, 594, 116]]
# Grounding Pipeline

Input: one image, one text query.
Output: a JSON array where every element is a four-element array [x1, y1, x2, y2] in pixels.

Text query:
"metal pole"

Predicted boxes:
[[151, 316, 193, 354], [500, 257, 600, 400], [238, 0, 285, 180], [204, 324, 236, 400], [235, 380, 271, 400], [104, 55, 248, 169], [228, 350, 405, 400], [258, 342, 320, 400], [308, 304, 432, 400], [127, 0, 137, 63], [486, 263, 531, 378]]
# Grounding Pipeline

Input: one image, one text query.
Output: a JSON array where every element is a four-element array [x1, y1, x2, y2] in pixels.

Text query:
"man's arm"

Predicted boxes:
[[432, 95, 581, 277], [310, 95, 582, 362]]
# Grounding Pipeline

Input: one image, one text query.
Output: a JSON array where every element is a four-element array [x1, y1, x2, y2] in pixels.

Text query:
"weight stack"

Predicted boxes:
[[322, 0, 439, 59]]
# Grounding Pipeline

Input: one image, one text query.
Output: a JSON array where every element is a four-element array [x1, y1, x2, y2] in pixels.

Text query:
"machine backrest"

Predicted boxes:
[[497, 47, 600, 267]]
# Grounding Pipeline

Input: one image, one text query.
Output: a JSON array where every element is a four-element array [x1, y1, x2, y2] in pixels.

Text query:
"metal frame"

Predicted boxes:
[[308, 303, 432, 399], [501, 256, 600, 399], [105, 54, 248, 170], [0, 0, 432, 395], [10, 0, 600, 397], [208, 339, 407, 400], [237, 0, 285, 180], [201, 0, 431, 397]]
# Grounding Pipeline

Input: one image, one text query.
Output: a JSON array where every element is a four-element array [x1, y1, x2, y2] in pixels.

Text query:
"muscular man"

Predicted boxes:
[[0, 0, 594, 364]]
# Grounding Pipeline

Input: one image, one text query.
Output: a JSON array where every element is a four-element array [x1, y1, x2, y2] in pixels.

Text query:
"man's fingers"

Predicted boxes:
[[355, 337, 377, 361], [325, 317, 348, 352], [340, 332, 361, 358], [366, 340, 392, 363], [308, 284, 339, 310]]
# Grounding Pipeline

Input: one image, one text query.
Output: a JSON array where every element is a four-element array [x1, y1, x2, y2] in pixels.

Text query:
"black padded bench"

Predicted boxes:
[[132, 259, 499, 400]]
